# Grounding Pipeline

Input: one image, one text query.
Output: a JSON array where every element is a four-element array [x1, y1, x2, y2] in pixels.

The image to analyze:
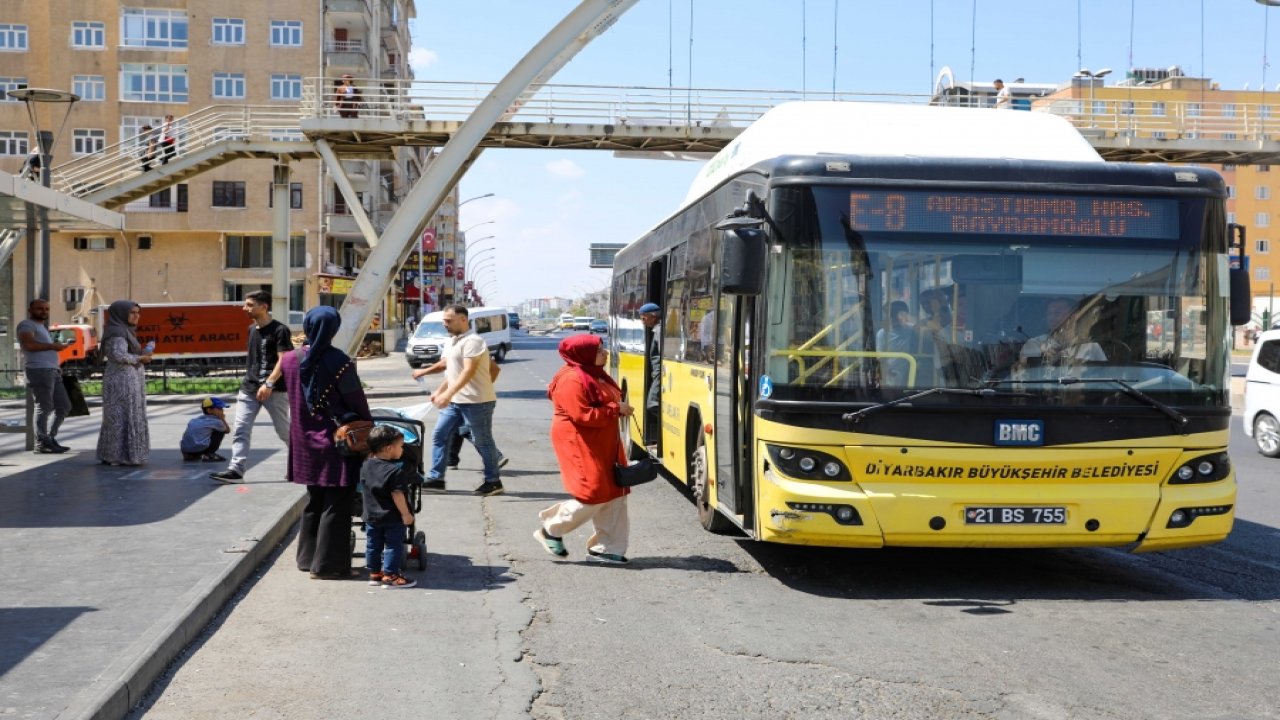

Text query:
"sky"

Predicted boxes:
[[410, 0, 1278, 309]]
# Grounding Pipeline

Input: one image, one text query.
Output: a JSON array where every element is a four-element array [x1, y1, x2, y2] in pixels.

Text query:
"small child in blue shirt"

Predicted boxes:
[[361, 425, 417, 589], [181, 397, 230, 462]]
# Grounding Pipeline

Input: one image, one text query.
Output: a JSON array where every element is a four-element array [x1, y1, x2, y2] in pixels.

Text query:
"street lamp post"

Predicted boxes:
[[9, 88, 79, 303], [9, 87, 78, 453], [453, 195, 495, 303], [1074, 68, 1110, 127]]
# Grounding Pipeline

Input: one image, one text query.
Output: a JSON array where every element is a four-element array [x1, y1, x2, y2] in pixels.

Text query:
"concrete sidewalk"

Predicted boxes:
[[0, 354, 426, 720]]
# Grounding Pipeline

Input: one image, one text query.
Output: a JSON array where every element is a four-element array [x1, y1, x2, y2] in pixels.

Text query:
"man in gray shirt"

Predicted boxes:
[[16, 299, 72, 454]]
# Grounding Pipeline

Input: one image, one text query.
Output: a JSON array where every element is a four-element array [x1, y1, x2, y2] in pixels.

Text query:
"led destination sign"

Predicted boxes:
[[847, 190, 1179, 239]]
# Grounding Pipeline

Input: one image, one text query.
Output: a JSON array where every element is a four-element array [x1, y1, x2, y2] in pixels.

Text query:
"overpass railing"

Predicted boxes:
[[52, 105, 307, 198]]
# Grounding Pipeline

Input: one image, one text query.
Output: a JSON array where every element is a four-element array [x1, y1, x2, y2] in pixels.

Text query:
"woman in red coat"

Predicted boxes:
[[535, 334, 634, 564]]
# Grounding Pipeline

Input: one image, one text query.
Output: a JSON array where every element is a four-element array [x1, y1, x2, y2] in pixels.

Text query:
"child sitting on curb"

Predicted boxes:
[[361, 425, 417, 589], [181, 397, 230, 462]]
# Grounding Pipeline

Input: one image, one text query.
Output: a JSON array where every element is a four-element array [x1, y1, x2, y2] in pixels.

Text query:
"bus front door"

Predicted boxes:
[[714, 295, 754, 525]]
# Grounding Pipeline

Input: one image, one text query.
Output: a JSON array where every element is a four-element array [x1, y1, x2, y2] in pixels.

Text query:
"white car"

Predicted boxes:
[[1243, 328, 1280, 457]]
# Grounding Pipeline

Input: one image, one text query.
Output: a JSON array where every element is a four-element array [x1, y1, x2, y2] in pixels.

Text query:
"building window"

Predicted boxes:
[[72, 75, 105, 101], [72, 129, 106, 155], [224, 281, 305, 318], [121, 116, 162, 144], [1260, 186, 1272, 201], [0, 130, 29, 156], [1258, 212, 1271, 228], [72, 236, 115, 251], [62, 286, 86, 311], [1228, 212, 1237, 224], [269, 21, 303, 47], [224, 234, 306, 268], [71, 21, 105, 48], [1262, 165, 1272, 173], [1121, 102, 1135, 116], [1224, 132, 1238, 140], [1152, 131, 1167, 140], [211, 18, 245, 45], [1223, 164, 1237, 172], [121, 8, 187, 49], [1186, 103, 1201, 118], [268, 182, 304, 209], [0, 76, 27, 101], [1258, 239, 1271, 255], [213, 181, 246, 208], [1227, 185, 1236, 199], [212, 72, 245, 99], [270, 73, 302, 100], [1258, 267, 1272, 281], [1224, 104, 1237, 118], [148, 184, 187, 211], [1151, 102, 1166, 116], [121, 63, 188, 103], [0, 24, 28, 51]]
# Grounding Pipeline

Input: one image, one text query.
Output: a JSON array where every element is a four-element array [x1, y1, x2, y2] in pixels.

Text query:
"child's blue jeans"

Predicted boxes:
[[365, 521, 406, 574]]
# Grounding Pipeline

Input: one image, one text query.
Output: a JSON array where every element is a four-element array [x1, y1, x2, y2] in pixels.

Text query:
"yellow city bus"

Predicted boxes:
[[610, 101, 1251, 551]]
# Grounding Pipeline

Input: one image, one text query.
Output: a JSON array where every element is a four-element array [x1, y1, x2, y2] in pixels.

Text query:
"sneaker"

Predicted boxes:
[[497, 454, 509, 469], [586, 549, 629, 565], [447, 457, 460, 469], [50, 439, 71, 452], [381, 573, 416, 589], [182, 452, 203, 462], [368, 571, 384, 586], [472, 481, 504, 497], [533, 527, 568, 558], [201, 452, 225, 462], [422, 478, 446, 493], [210, 469, 244, 483], [33, 443, 56, 455]]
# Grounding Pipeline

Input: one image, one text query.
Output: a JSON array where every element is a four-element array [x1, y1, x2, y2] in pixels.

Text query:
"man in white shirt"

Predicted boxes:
[[1018, 297, 1106, 375], [994, 78, 1011, 109], [412, 305, 504, 496]]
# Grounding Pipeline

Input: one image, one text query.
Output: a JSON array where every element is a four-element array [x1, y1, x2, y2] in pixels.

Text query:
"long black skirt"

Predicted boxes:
[[297, 485, 355, 575]]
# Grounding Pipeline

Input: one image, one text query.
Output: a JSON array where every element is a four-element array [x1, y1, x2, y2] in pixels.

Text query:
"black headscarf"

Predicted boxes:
[[101, 299, 141, 353], [299, 306, 351, 415]]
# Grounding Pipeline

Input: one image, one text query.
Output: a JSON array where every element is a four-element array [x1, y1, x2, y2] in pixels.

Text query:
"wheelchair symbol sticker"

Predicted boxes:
[[759, 375, 773, 399]]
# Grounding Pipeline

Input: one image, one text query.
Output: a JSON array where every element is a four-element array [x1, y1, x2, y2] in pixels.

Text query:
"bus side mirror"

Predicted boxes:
[[1229, 223, 1252, 326], [720, 228, 766, 296]]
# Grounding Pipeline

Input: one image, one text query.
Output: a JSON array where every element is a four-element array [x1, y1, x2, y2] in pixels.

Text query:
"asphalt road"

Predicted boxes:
[[131, 330, 1280, 720]]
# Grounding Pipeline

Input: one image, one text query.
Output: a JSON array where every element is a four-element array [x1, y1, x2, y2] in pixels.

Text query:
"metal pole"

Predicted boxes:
[[417, 229, 425, 320], [271, 163, 291, 322], [38, 130, 51, 302]]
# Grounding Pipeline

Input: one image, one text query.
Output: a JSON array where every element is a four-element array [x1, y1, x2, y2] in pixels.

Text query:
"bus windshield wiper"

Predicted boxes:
[[984, 377, 1190, 432], [842, 387, 1018, 424]]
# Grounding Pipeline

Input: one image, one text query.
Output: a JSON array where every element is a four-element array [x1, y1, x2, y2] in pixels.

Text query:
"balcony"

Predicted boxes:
[[324, 40, 371, 74], [325, 209, 364, 238], [324, 0, 372, 28]]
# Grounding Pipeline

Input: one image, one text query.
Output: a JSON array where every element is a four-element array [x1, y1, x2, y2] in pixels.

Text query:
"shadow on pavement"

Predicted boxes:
[[738, 516, 1280, 603], [0, 451, 275, 528], [421, 553, 516, 592], [0, 606, 97, 676]]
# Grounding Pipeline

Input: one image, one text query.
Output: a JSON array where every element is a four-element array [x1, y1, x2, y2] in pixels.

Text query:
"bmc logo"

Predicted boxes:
[[994, 420, 1044, 446]]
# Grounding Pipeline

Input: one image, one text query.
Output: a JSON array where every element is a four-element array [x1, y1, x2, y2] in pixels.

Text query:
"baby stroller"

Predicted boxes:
[[350, 407, 429, 571]]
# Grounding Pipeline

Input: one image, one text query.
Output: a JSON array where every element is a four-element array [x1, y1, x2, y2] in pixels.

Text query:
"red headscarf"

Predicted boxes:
[[550, 334, 620, 406]]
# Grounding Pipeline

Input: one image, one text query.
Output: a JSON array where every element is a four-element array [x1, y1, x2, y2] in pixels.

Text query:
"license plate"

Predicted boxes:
[[965, 506, 1066, 524]]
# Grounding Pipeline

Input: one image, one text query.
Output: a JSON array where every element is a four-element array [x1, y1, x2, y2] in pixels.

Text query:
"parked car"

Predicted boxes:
[[573, 316, 594, 330], [406, 306, 513, 368], [589, 319, 608, 334], [1244, 328, 1280, 457]]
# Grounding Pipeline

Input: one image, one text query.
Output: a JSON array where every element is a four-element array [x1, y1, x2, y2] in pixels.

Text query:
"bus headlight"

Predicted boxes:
[[765, 444, 852, 481], [1168, 452, 1230, 485]]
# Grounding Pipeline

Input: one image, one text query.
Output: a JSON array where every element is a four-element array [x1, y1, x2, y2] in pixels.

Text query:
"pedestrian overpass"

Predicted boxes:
[[38, 76, 1280, 353]]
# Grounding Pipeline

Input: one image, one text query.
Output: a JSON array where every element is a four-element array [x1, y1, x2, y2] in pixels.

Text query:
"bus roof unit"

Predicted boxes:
[[683, 101, 1103, 208]]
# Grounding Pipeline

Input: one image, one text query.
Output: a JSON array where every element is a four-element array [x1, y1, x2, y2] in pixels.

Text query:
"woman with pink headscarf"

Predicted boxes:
[[533, 334, 634, 564]]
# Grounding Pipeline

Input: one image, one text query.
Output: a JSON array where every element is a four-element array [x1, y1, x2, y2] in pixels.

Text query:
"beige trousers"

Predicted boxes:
[[539, 495, 629, 556]]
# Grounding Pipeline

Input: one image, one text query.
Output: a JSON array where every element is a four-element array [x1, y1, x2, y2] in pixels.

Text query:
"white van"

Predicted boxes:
[[1244, 328, 1280, 457], [405, 306, 513, 368]]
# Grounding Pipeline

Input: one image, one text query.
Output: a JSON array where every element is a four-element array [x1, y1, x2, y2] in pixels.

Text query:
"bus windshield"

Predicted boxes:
[[764, 185, 1229, 407]]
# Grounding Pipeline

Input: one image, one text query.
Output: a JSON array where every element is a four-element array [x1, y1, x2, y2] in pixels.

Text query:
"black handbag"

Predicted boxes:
[[62, 374, 90, 417], [615, 457, 659, 487], [614, 415, 659, 487]]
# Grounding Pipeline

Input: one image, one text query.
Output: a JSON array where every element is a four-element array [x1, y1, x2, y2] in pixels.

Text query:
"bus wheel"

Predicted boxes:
[[690, 433, 734, 533]]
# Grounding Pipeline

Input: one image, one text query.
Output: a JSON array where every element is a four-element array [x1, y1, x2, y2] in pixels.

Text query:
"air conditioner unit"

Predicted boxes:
[[138, 235, 152, 250]]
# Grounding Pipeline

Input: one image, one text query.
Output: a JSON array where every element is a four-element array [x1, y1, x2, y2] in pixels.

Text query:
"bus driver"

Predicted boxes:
[[1017, 297, 1105, 374]]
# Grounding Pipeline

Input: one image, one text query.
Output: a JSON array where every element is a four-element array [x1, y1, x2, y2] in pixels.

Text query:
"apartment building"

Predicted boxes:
[[1037, 68, 1278, 313], [0, 0, 426, 375]]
